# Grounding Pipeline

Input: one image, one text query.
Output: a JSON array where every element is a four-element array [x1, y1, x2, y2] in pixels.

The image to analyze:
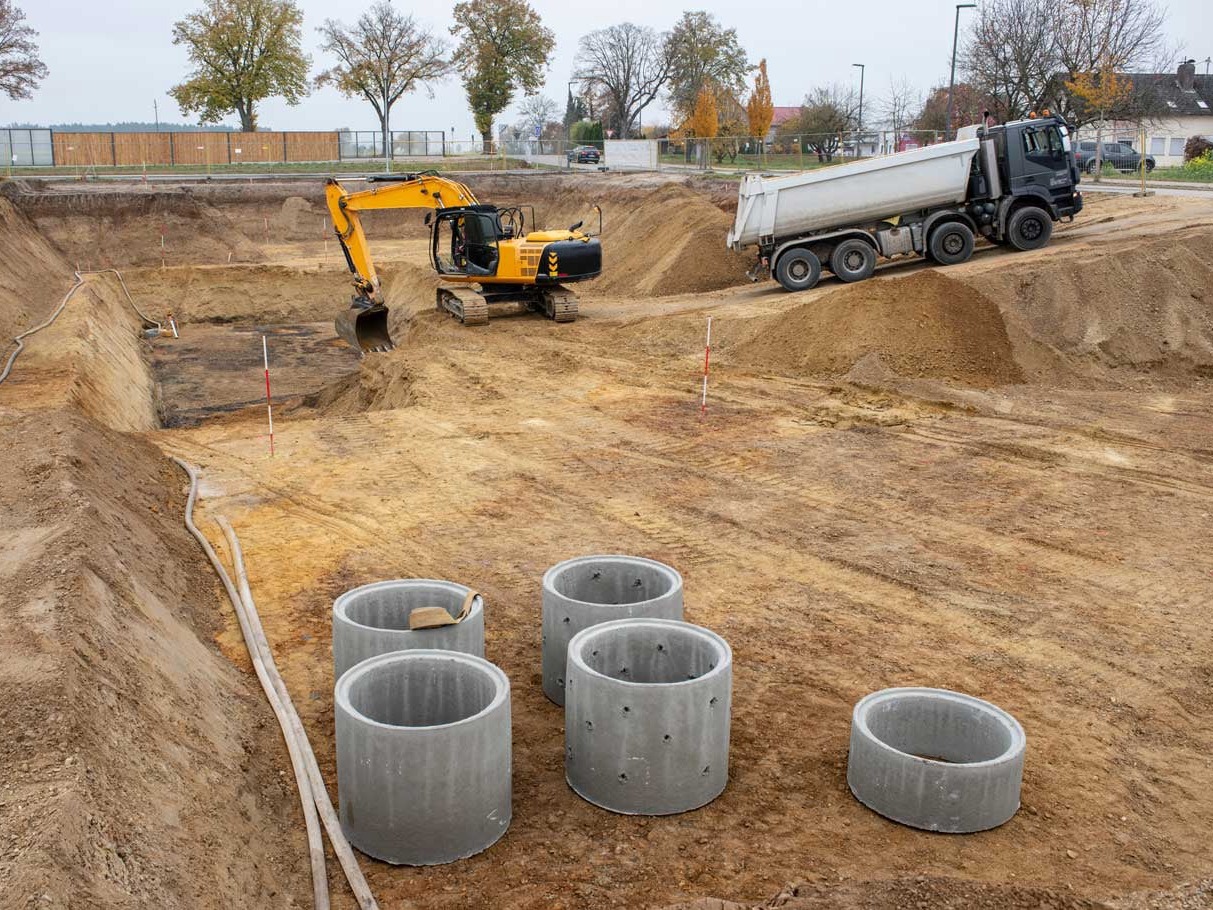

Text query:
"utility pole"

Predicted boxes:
[[852, 63, 865, 157], [946, 3, 977, 141], [154, 99, 160, 133]]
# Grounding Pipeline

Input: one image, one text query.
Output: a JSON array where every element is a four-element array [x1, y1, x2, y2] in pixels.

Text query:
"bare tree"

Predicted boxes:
[[514, 93, 558, 138], [960, 0, 1170, 125], [317, 3, 451, 161], [0, 0, 47, 100], [959, 0, 1056, 123], [574, 23, 671, 139], [879, 76, 921, 146], [782, 84, 859, 162]]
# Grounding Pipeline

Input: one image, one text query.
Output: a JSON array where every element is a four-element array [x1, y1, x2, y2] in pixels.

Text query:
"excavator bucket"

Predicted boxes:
[[335, 298, 394, 354]]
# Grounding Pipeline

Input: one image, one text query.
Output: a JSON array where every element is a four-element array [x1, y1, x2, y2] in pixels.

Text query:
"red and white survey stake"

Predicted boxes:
[[700, 316, 712, 418], [262, 335, 275, 457]]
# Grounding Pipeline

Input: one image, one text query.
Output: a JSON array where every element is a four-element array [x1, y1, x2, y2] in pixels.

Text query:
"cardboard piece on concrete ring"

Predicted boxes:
[[408, 589, 478, 630]]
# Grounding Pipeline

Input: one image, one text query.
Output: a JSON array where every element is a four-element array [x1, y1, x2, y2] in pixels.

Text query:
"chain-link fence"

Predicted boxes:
[[1070, 126, 1213, 189], [657, 131, 947, 172]]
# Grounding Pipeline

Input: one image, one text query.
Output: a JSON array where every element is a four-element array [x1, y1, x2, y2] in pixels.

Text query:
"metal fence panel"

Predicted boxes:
[[2, 129, 54, 166]]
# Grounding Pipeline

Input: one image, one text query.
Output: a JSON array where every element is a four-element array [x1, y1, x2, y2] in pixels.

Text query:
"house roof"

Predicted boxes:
[[771, 106, 800, 126], [1126, 71, 1213, 117]]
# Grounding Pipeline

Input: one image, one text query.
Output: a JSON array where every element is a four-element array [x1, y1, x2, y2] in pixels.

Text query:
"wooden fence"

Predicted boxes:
[[51, 130, 344, 167]]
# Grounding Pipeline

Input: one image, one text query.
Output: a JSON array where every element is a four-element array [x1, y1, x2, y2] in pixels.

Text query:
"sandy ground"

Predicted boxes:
[[3, 176, 1212, 910]]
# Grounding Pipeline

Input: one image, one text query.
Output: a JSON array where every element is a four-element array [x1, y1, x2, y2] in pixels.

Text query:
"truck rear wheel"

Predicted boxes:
[[774, 249, 822, 292], [830, 239, 877, 283], [1006, 206, 1053, 252], [927, 222, 975, 266]]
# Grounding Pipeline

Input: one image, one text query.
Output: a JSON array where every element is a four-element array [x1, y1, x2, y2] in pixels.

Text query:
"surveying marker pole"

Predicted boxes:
[[263, 335, 275, 457], [700, 316, 712, 418]]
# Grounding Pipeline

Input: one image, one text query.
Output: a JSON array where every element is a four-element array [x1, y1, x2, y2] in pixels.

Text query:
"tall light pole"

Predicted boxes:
[[946, 3, 977, 141], [852, 63, 865, 133]]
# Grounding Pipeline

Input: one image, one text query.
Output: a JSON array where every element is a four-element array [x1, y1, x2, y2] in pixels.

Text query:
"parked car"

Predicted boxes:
[[566, 145, 601, 164], [1073, 139, 1155, 173]]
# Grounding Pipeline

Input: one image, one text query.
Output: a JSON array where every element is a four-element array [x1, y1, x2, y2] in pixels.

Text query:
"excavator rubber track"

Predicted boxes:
[[539, 285, 579, 323], [436, 287, 489, 326]]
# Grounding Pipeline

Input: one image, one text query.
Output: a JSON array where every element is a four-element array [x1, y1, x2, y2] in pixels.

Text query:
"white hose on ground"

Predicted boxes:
[[173, 457, 331, 910], [0, 269, 162, 386], [217, 516, 380, 910]]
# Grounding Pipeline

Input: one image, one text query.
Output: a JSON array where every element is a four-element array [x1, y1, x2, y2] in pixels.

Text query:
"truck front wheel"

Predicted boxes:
[[1006, 206, 1053, 251], [774, 249, 822, 292], [927, 222, 975, 266], [830, 239, 877, 283]]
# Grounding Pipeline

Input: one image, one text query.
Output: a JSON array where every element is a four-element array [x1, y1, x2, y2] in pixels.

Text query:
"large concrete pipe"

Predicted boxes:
[[847, 687, 1026, 833], [542, 556, 683, 706], [564, 618, 731, 815], [333, 579, 484, 681], [335, 650, 511, 865]]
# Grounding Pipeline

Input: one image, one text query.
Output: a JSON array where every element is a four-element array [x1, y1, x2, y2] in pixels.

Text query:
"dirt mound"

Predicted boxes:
[[729, 269, 1024, 387], [466, 175, 752, 297], [301, 352, 417, 414], [0, 197, 71, 345], [964, 230, 1213, 386], [0, 410, 309, 909]]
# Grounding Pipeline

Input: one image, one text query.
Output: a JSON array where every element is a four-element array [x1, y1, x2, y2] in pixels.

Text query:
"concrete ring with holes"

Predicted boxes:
[[846, 687, 1026, 833], [332, 579, 485, 682], [335, 649, 511, 865], [564, 617, 732, 815], [541, 555, 683, 706]]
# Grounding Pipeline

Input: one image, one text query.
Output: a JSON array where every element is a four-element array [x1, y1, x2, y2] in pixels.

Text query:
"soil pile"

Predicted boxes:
[[468, 175, 752, 297], [729, 269, 1024, 387], [302, 351, 417, 414], [0, 410, 310, 909], [966, 230, 1213, 385]]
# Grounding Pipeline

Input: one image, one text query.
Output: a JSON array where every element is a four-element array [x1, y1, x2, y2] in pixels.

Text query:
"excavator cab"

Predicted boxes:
[[431, 207, 502, 277]]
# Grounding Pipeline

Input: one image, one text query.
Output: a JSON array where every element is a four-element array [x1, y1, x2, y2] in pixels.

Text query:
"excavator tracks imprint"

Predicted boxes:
[[437, 288, 489, 326]]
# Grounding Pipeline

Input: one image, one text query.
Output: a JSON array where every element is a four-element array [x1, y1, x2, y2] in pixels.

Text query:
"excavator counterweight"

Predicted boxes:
[[325, 173, 602, 353]]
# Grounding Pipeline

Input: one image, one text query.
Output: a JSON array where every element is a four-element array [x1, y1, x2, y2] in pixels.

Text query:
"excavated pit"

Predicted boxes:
[[5, 178, 1213, 910]]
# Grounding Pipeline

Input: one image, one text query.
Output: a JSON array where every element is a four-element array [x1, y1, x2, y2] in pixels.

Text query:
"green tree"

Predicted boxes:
[[317, 3, 450, 162], [0, 0, 47, 100], [450, 0, 554, 152], [665, 11, 749, 126], [170, 0, 310, 131]]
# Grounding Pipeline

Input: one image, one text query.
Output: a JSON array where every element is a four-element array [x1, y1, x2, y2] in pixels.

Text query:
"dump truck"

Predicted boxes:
[[727, 115, 1083, 291]]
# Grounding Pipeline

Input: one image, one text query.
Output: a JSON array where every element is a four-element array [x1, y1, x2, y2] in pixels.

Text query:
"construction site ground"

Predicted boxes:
[[1, 174, 1211, 910]]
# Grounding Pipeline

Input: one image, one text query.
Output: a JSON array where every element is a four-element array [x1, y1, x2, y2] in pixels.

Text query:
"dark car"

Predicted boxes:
[[566, 145, 601, 164], [1073, 139, 1155, 174]]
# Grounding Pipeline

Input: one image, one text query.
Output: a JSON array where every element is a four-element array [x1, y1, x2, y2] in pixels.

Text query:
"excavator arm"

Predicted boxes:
[[325, 173, 479, 352]]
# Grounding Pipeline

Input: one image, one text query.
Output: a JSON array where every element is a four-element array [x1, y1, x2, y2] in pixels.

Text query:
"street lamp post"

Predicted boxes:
[[946, 3, 977, 141], [853, 61, 863, 138]]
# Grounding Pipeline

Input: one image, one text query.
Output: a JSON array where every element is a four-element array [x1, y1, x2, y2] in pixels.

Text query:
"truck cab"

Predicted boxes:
[[976, 116, 1083, 223]]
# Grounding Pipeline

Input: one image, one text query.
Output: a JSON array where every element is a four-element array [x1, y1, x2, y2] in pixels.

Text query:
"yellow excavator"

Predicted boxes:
[[325, 172, 603, 352]]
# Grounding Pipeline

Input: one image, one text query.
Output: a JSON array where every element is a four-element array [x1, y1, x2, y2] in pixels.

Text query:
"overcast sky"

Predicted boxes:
[[3, 0, 1208, 136]]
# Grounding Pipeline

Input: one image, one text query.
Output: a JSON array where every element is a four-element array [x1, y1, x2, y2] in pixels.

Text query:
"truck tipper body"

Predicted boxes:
[[728, 115, 1083, 292]]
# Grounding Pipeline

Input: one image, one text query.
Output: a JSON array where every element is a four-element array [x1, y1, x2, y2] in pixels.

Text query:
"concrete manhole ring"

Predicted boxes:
[[564, 617, 732, 815], [542, 555, 683, 706], [332, 578, 485, 681], [847, 687, 1026, 833], [335, 649, 511, 865]]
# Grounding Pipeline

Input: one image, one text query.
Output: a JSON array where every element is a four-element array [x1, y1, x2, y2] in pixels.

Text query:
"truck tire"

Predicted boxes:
[[830, 239, 877, 283], [927, 222, 975, 266], [774, 248, 822, 292], [1006, 206, 1053, 252]]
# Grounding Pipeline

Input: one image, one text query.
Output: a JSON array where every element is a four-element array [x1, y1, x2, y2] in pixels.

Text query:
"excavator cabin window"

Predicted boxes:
[[431, 210, 501, 278]]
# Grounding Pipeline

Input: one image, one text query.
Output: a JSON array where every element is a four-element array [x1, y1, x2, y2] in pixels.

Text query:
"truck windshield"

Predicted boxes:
[[1023, 125, 1065, 156]]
